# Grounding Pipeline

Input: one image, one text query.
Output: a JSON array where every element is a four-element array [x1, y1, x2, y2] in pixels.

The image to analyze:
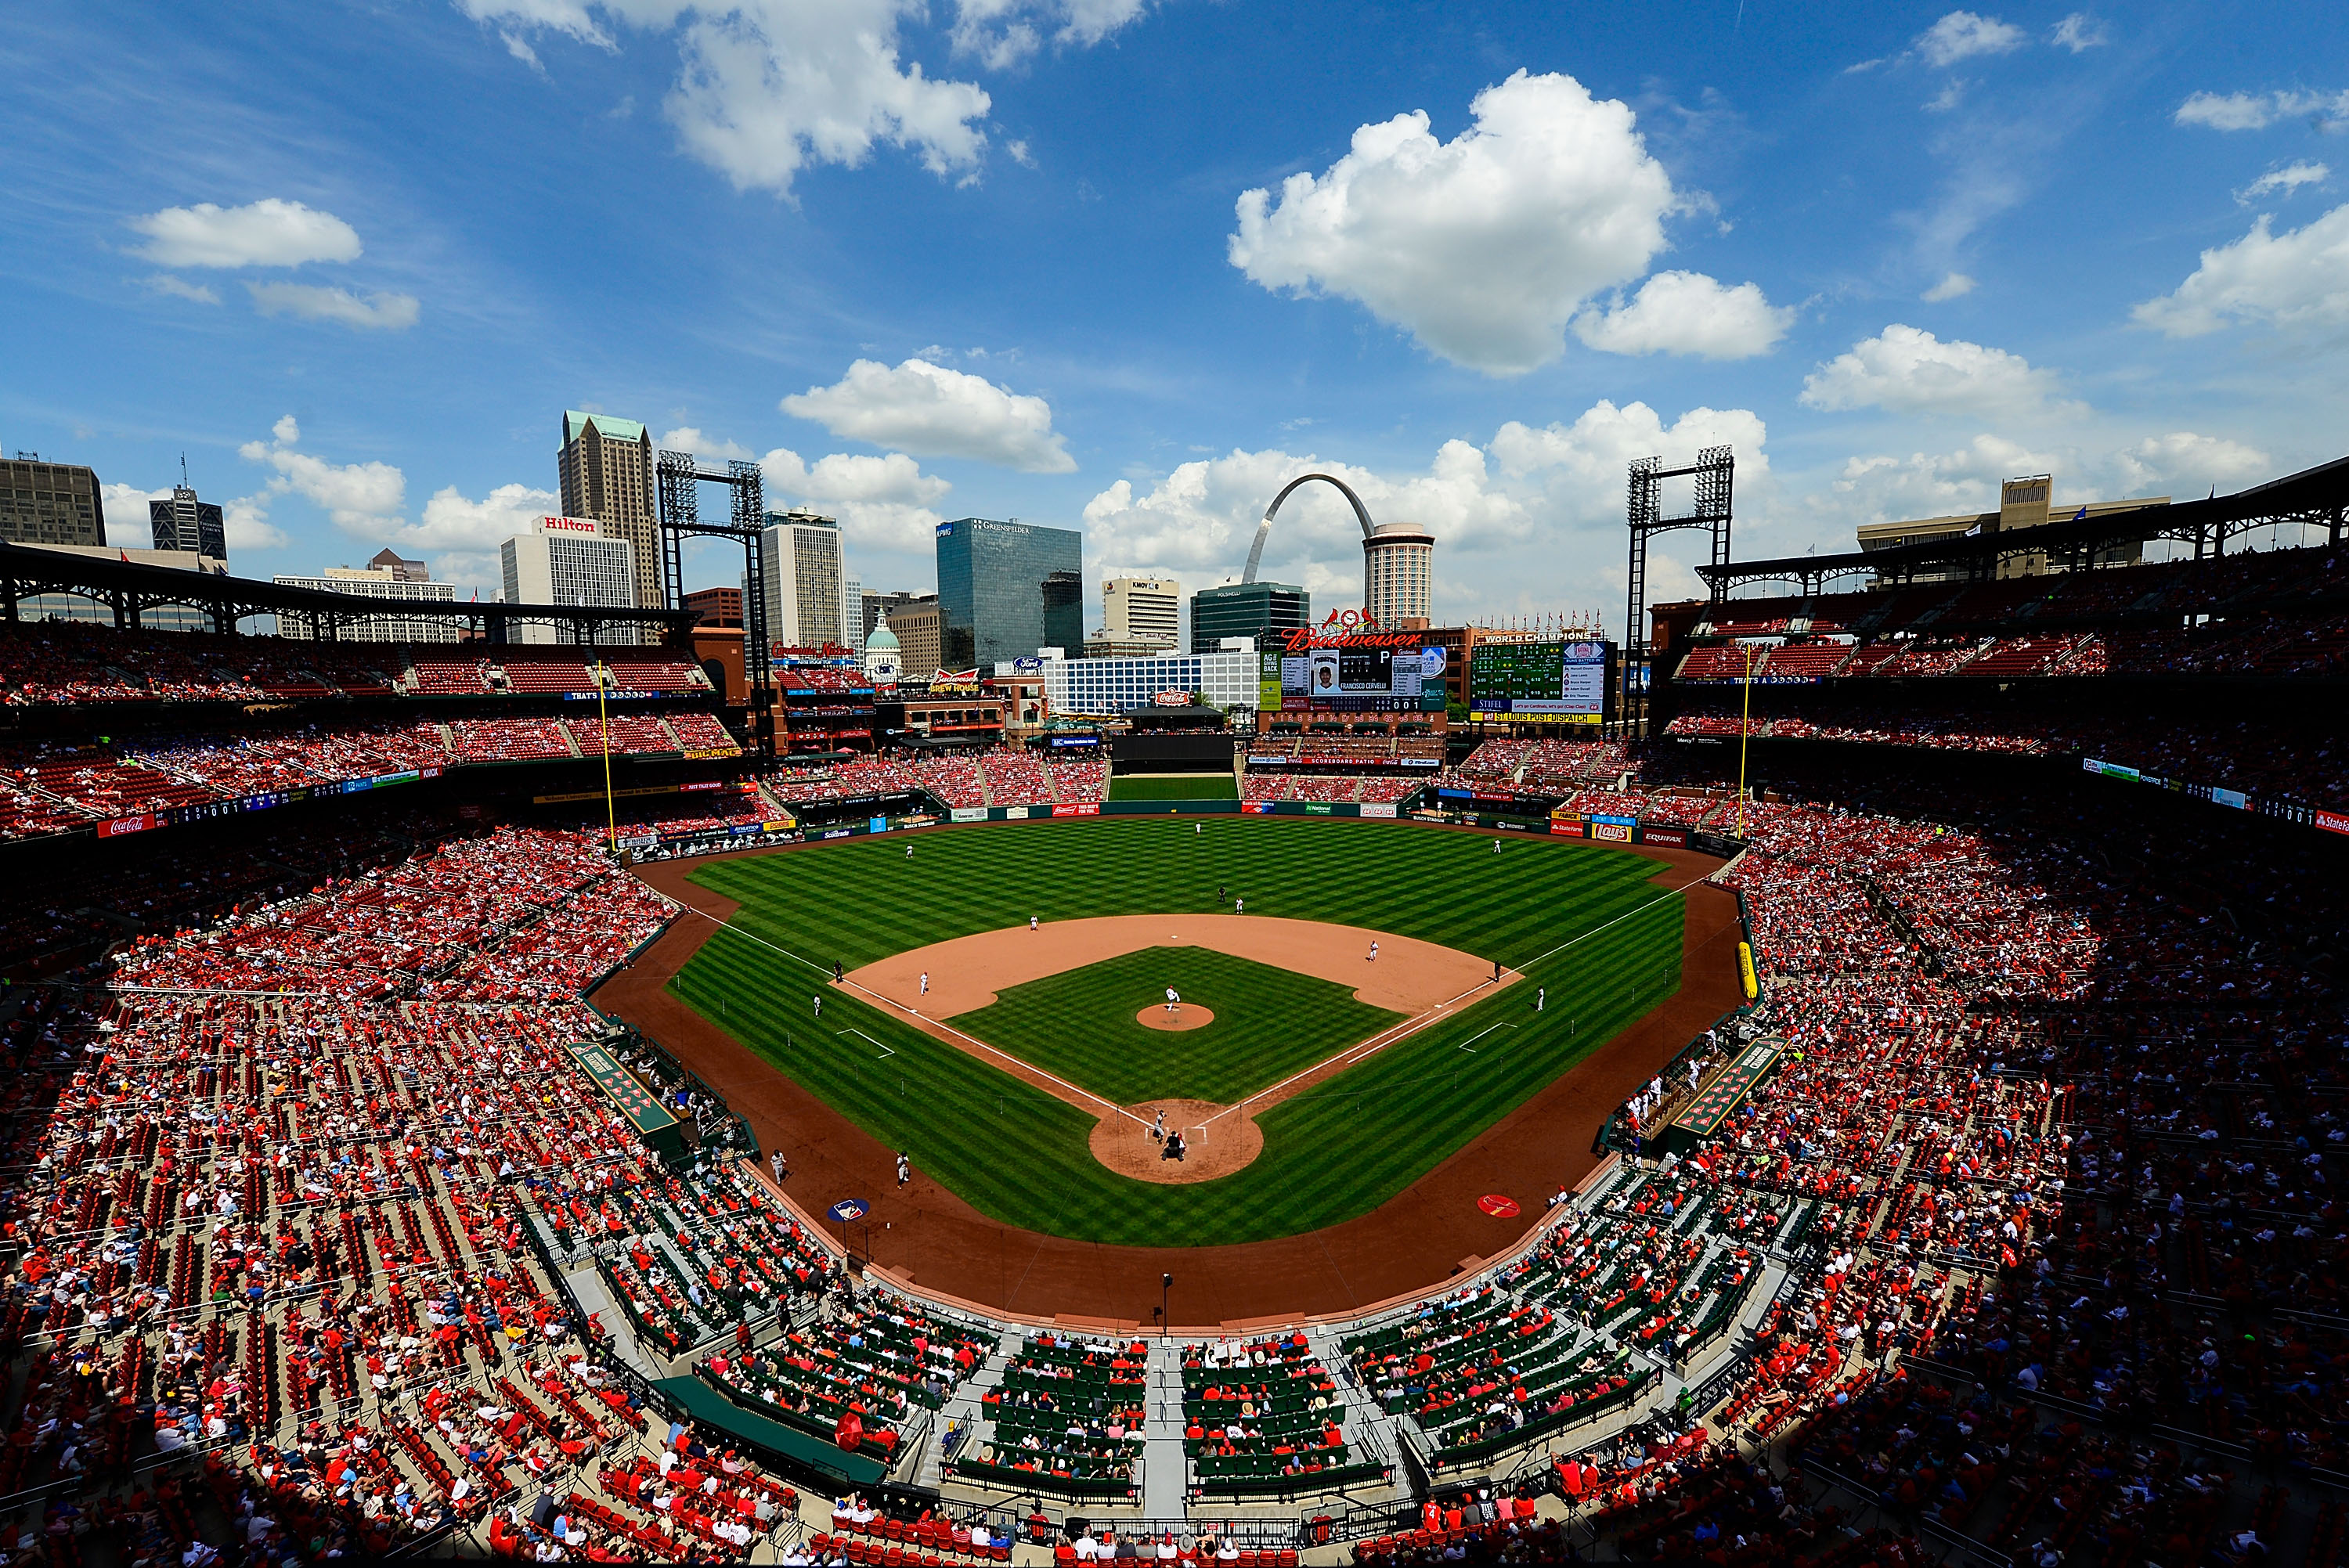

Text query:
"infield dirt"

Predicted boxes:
[[604, 818, 1742, 1327]]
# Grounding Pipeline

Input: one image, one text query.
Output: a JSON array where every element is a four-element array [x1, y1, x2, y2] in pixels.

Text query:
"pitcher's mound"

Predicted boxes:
[[1089, 1099, 1261, 1184], [1135, 1004, 1213, 1032]]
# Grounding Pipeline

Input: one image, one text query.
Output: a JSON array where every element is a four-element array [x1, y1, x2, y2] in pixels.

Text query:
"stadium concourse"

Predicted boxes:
[[0, 540, 2337, 1563]]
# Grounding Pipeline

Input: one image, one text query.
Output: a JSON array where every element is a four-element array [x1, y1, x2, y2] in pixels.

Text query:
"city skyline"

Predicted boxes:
[[6, 2, 2346, 627]]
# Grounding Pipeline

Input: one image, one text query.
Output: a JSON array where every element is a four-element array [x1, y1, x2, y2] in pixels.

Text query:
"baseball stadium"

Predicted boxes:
[[0, 440, 2344, 1567]]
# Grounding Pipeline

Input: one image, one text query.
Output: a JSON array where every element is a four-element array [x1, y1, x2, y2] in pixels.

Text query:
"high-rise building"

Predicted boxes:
[[499, 515, 637, 644], [861, 589, 930, 644], [757, 508, 845, 648], [273, 565, 460, 641], [934, 517, 1083, 670], [1191, 580, 1310, 654], [887, 602, 944, 682], [1102, 576, 1179, 649], [840, 569, 864, 654], [150, 485, 226, 563], [370, 548, 429, 582], [684, 586, 742, 626], [557, 411, 660, 615], [1364, 521, 1434, 628], [0, 455, 105, 549]]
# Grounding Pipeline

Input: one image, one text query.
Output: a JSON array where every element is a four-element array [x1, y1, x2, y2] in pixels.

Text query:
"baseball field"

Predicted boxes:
[[667, 816, 1686, 1248]]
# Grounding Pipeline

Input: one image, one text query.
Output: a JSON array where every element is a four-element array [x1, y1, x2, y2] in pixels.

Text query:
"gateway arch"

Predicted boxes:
[[1242, 472, 1375, 583]]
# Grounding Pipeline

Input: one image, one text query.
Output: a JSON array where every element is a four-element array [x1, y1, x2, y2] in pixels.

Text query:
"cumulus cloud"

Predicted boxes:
[[139, 275, 220, 305], [1922, 272, 1977, 301], [457, 0, 1147, 194], [781, 357, 1073, 472], [2132, 203, 2349, 337], [1569, 271, 1792, 359], [1915, 11, 2024, 67], [2050, 13, 2108, 52], [659, 426, 753, 461], [247, 283, 420, 330], [2175, 88, 2349, 133], [100, 485, 170, 545], [948, 0, 1149, 70], [238, 418, 406, 532], [125, 198, 363, 269], [222, 496, 285, 552], [2236, 162, 2329, 204], [1079, 400, 1770, 623], [1811, 428, 2269, 540], [1228, 70, 1685, 376], [1800, 324, 2065, 417], [760, 446, 953, 553]]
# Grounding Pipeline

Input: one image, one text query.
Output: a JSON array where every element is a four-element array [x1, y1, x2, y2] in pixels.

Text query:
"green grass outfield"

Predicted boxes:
[[1105, 773, 1238, 800], [671, 817, 1684, 1246], [954, 947, 1404, 1105]]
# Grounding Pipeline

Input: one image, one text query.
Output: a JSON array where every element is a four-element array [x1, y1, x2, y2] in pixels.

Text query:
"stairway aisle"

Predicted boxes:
[[917, 1325, 1021, 1491], [1140, 1338, 1189, 1518]]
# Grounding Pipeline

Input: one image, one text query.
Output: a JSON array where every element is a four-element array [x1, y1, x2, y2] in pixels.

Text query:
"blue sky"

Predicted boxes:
[[6, 0, 2346, 630]]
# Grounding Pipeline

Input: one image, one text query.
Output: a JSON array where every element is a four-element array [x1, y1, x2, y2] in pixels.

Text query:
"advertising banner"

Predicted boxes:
[[2319, 809, 2349, 837], [1359, 802, 1398, 818], [1003, 806, 1030, 820], [868, 816, 888, 834], [1640, 826, 1688, 847], [1587, 820, 1633, 842], [1550, 820, 1586, 838], [1050, 803, 1100, 817], [949, 807, 989, 823], [1243, 801, 1275, 815], [97, 814, 154, 838], [2213, 788, 2248, 810]]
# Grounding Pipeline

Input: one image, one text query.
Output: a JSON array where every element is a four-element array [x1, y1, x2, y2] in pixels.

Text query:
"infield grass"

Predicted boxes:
[[1106, 773, 1238, 801], [954, 947, 1405, 1105], [669, 816, 1687, 1246]]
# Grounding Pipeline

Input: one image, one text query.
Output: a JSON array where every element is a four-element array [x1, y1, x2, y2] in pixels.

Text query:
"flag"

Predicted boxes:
[[2070, 506, 2087, 522]]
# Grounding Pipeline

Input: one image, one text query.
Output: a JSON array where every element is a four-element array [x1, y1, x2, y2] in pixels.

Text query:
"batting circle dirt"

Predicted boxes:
[[1088, 1098, 1261, 1184]]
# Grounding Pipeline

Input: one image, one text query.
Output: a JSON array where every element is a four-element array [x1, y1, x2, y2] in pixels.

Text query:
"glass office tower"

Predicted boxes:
[[1190, 580, 1311, 652], [934, 518, 1084, 669]]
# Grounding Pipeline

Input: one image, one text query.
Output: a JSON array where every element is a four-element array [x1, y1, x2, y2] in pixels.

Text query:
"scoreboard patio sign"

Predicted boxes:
[[568, 1040, 688, 1161]]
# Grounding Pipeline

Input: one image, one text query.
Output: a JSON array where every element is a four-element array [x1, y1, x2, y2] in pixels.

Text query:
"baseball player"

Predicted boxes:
[[1164, 986, 1178, 1015]]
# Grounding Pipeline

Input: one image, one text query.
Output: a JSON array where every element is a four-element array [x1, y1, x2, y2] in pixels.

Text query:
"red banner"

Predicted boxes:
[[1243, 801, 1275, 815], [2320, 809, 2349, 837], [1050, 803, 1099, 817], [97, 814, 154, 838], [1549, 820, 1585, 838]]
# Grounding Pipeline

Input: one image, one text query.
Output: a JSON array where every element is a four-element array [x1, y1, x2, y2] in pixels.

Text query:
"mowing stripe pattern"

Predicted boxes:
[[671, 819, 1683, 1247]]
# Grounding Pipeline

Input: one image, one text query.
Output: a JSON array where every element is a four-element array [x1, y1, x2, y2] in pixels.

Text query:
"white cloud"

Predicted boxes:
[[247, 283, 420, 330], [126, 198, 363, 269], [948, 0, 1149, 70], [238, 419, 406, 531], [2237, 162, 2329, 204], [1569, 271, 1791, 359], [2175, 89, 2349, 133], [2132, 203, 2349, 337], [760, 447, 952, 553], [464, 0, 1001, 195], [1228, 70, 1682, 376], [409, 483, 562, 550], [2051, 13, 2108, 52], [1922, 272, 1977, 301], [1800, 324, 2065, 417], [1915, 12, 2024, 68], [222, 496, 285, 551], [2109, 431, 2271, 494], [139, 275, 219, 305], [100, 485, 169, 545], [1078, 400, 1770, 624], [659, 426, 753, 461], [782, 357, 1073, 472], [1923, 80, 1968, 114]]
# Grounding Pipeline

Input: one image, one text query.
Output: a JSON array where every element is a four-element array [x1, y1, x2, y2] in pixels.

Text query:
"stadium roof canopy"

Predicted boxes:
[[0, 539, 695, 643], [1696, 452, 2349, 598]]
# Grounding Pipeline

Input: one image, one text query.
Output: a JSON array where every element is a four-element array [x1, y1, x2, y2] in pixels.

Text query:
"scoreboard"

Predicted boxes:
[[1468, 640, 1615, 725]]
